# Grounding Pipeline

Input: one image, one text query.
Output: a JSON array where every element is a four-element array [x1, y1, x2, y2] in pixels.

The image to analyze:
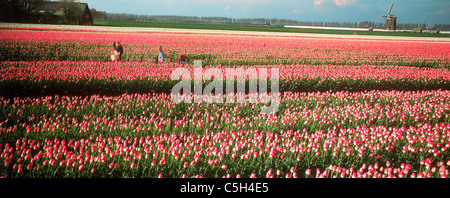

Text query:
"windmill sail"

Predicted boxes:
[[381, 2, 397, 30], [388, 3, 394, 16]]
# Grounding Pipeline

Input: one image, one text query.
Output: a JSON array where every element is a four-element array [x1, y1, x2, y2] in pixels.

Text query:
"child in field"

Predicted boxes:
[[178, 52, 188, 65], [111, 41, 123, 62], [158, 46, 164, 64]]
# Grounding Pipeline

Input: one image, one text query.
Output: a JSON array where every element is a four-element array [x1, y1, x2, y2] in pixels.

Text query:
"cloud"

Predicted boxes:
[[333, 0, 356, 7], [225, 5, 230, 11], [292, 8, 302, 13], [314, 0, 327, 6]]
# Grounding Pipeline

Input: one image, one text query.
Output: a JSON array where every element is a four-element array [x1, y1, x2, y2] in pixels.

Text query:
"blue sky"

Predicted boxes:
[[83, 0, 450, 25]]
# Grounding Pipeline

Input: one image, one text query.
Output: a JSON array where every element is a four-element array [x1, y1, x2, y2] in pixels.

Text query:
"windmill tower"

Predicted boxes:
[[381, 3, 397, 30]]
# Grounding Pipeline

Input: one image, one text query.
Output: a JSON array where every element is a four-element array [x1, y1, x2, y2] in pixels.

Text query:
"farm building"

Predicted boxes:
[[0, 1, 13, 22], [34, 1, 94, 25], [0, 1, 93, 25]]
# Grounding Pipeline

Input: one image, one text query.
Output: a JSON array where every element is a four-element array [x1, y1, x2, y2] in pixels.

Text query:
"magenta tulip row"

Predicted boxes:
[[2, 61, 449, 81]]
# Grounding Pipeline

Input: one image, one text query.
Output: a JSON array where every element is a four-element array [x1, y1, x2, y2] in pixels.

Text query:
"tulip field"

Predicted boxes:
[[1, 27, 450, 178]]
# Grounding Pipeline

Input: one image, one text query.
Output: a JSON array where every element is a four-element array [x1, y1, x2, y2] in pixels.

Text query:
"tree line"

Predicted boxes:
[[103, 13, 450, 31], [1, 0, 89, 25]]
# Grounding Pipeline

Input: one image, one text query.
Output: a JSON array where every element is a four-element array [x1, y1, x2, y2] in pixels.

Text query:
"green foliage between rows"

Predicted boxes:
[[1, 77, 449, 99]]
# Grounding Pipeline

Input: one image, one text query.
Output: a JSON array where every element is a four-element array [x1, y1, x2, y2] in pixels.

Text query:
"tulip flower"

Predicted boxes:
[[305, 169, 311, 175]]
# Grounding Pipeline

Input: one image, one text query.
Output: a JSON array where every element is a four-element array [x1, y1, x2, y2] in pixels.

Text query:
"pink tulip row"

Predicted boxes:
[[2, 124, 449, 178], [296, 160, 450, 178], [1, 28, 449, 66], [2, 61, 450, 82], [1, 90, 449, 177]]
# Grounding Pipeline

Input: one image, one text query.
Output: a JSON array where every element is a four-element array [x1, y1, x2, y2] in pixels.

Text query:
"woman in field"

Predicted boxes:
[[111, 41, 123, 62]]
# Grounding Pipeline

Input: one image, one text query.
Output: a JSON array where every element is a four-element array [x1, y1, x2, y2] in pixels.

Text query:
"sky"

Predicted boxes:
[[83, 0, 450, 25]]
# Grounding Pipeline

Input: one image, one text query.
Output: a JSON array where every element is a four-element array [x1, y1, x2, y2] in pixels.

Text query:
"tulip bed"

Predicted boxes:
[[1, 28, 449, 68], [0, 27, 450, 178], [1, 91, 449, 178], [1, 61, 450, 98]]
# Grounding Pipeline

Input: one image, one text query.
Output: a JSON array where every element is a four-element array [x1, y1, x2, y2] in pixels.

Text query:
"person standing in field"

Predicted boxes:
[[111, 41, 123, 62], [158, 46, 164, 64], [178, 52, 188, 65]]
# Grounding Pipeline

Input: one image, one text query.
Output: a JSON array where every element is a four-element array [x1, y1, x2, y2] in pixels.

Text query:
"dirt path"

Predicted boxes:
[[2, 22, 450, 42]]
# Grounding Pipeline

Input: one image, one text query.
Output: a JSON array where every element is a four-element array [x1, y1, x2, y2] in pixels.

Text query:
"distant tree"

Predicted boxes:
[[435, 24, 442, 31], [405, 23, 411, 30], [40, 9, 57, 24], [57, 0, 83, 25], [421, 23, 427, 29], [90, 8, 107, 20], [2, 0, 44, 22]]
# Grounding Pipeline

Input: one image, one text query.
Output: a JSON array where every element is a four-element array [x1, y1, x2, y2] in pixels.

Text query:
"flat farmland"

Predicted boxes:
[[0, 24, 449, 178]]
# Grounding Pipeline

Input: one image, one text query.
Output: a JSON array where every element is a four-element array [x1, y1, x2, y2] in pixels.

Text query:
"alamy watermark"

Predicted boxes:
[[170, 60, 280, 114]]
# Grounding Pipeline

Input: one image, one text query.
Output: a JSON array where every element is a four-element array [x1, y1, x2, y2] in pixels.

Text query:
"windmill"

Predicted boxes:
[[381, 3, 397, 30]]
